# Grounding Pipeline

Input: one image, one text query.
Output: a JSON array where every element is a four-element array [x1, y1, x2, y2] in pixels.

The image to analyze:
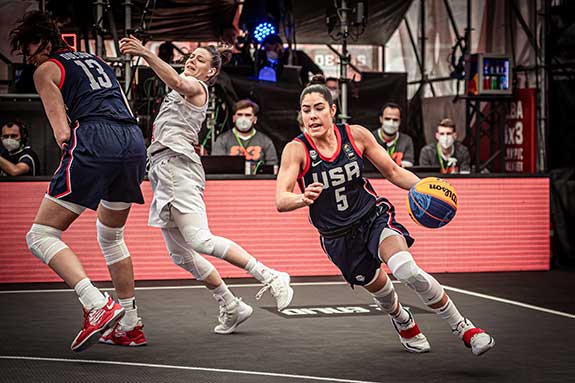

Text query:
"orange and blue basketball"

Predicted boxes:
[[406, 177, 457, 229]]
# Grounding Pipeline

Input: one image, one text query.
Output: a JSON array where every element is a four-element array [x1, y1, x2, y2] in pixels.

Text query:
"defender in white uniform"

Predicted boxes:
[[120, 36, 293, 335]]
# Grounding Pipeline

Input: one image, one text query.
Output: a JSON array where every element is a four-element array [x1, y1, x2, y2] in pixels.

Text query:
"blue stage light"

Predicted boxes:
[[254, 22, 276, 43]]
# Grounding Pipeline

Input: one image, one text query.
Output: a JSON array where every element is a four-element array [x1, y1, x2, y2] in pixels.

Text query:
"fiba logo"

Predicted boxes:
[[343, 143, 356, 161]]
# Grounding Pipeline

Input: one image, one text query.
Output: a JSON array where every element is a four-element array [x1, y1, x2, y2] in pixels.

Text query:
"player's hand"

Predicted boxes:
[[119, 35, 148, 57], [56, 131, 70, 150], [301, 182, 323, 206]]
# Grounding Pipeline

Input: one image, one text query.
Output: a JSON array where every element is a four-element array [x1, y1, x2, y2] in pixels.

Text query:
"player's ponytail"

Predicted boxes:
[[217, 45, 233, 65]]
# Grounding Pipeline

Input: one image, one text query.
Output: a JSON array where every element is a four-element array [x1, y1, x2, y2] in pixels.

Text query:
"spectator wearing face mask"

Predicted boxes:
[[419, 118, 470, 174], [325, 77, 340, 102], [212, 99, 278, 172], [0, 120, 40, 176], [372, 103, 414, 168]]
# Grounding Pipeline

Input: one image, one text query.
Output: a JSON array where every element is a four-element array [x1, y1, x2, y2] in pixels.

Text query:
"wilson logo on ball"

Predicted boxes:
[[406, 178, 458, 229]]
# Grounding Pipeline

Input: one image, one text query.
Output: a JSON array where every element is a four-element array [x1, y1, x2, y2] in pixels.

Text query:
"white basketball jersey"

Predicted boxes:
[[148, 80, 208, 162]]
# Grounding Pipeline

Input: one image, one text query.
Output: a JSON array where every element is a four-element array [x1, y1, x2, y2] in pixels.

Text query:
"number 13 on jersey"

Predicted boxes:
[[74, 59, 112, 90]]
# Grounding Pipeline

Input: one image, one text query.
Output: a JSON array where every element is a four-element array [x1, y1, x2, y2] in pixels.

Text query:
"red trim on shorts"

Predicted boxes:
[[362, 179, 378, 199], [294, 138, 310, 179], [53, 121, 79, 199], [47, 58, 66, 89], [303, 124, 341, 162], [378, 199, 403, 234], [345, 124, 363, 158]]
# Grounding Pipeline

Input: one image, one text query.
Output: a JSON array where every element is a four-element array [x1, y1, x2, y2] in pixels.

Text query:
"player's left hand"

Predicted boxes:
[[119, 35, 148, 57]]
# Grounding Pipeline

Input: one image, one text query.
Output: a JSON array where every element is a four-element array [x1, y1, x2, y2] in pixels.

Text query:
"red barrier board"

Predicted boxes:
[[0, 178, 550, 284]]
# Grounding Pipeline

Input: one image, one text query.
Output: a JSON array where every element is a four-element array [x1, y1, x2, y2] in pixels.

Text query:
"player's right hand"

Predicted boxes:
[[119, 35, 148, 57], [301, 182, 323, 206]]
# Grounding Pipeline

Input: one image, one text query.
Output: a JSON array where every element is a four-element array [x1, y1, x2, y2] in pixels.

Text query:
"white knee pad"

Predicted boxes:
[[371, 277, 398, 313], [387, 251, 444, 305], [96, 219, 130, 265], [26, 224, 68, 264], [162, 228, 215, 280], [179, 225, 231, 259]]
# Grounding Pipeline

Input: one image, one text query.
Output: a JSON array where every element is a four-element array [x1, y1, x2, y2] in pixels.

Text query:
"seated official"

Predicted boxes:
[[419, 118, 470, 174], [372, 103, 414, 168], [212, 99, 278, 172], [256, 34, 323, 84], [0, 120, 39, 176]]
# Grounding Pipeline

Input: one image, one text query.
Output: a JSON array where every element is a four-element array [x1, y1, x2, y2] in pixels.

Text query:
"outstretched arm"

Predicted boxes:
[[350, 124, 420, 190], [119, 35, 204, 99], [275, 141, 323, 212], [33, 61, 70, 148]]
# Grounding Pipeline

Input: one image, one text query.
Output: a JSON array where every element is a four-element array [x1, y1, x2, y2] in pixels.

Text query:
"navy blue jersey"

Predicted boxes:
[[48, 50, 136, 124], [296, 124, 377, 233]]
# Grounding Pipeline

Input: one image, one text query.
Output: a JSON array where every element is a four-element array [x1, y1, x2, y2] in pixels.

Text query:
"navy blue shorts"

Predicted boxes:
[[320, 197, 415, 286], [48, 120, 147, 211]]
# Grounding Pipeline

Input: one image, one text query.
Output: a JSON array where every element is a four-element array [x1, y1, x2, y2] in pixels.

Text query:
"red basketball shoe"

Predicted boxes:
[[99, 319, 147, 347], [71, 293, 125, 352]]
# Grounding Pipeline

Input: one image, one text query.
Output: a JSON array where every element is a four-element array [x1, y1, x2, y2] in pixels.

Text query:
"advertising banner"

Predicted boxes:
[[505, 88, 537, 172]]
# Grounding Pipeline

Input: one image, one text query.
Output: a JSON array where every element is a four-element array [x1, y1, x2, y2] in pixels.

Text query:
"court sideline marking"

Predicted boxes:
[[1, 281, 573, 320], [0, 355, 381, 383], [442, 285, 575, 320]]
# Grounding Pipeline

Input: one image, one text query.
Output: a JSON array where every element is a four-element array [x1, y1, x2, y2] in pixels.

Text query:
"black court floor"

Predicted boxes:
[[1, 271, 574, 383]]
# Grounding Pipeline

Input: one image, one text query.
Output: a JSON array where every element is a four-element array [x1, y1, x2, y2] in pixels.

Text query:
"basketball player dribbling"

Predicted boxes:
[[119, 35, 293, 334], [10, 12, 147, 351], [275, 75, 495, 356]]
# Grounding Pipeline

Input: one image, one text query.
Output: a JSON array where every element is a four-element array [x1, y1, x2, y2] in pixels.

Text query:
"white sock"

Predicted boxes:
[[74, 278, 106, 310], [434, 299, 465, 329], [213, 283, 236, 306], [245, 257, 273, 282], [118, 297, 139, 329], [391, 305, 411, 324]]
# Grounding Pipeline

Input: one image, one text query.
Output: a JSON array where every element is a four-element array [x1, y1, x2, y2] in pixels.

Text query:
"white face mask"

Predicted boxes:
[[438, 135, 455, 149], [2, 138, 20, 152], [235, 116, 253, 132], [266, 51, 279, 61], [382, 120, 399, 135], [329, 89, 339, 101]]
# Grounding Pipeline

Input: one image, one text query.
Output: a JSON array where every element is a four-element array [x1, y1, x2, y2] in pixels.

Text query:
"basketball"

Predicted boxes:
[[406, 177, 457, 228]]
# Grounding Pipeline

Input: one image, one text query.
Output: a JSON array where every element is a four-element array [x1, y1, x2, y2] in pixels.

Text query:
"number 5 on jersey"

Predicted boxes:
[[335, 187, 349, 211]]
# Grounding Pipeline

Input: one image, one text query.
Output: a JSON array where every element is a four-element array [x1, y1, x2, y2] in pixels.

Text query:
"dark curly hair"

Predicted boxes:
[[9, 11, 68, 58]]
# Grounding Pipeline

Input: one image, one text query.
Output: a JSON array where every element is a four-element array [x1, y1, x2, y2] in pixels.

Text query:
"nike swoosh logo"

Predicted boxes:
[[106, 300, 115, 310], [312, 161, 322, 167]]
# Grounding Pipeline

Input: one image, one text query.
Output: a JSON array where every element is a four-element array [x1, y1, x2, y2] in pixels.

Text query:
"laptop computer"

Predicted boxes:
[[201, 155, 245, 174]]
